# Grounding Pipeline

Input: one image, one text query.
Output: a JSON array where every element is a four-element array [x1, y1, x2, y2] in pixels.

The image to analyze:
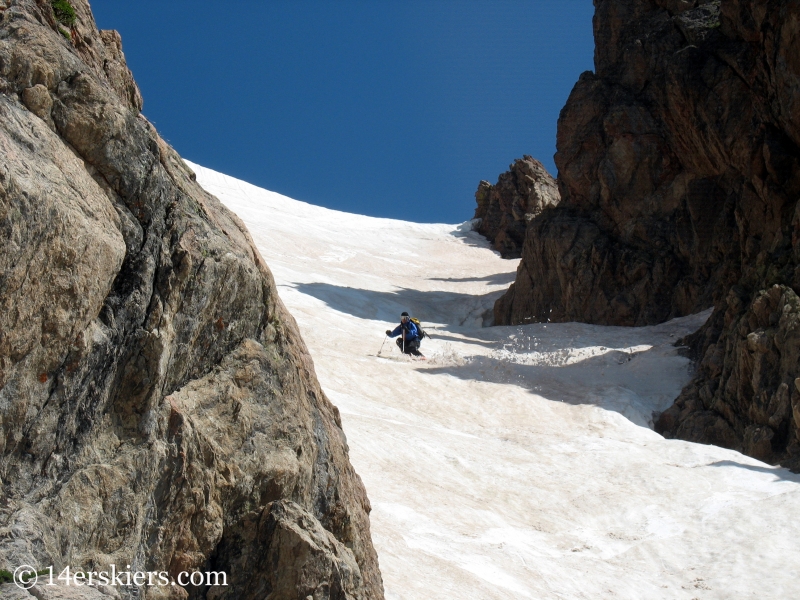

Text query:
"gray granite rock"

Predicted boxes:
[[0, 1, 382, 598], [1, 583, 36, 599]]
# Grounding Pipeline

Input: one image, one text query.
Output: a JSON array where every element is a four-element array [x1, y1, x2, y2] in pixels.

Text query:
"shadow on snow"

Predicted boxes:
[[427, 271, 517, 286], [289, 282, 505, 328], [708, 460, 800, 483], [422, 347, 677, 430]]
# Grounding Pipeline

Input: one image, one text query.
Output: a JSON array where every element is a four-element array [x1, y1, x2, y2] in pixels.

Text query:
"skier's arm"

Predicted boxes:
[[387, 325, 402, 338]]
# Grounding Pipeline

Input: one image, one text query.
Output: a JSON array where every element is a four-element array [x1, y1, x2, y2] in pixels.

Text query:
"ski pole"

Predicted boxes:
[[377, 335, 388, 356]]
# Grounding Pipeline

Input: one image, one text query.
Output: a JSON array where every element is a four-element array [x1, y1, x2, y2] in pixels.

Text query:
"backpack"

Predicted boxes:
[[409, 317, 430, 339]]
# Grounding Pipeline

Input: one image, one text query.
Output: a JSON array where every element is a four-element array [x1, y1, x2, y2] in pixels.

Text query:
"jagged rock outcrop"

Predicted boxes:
[[0, 1, 383, 598], [657, 284, 800, 469], [495, 0, 800, 468], [472, 156, 559, 258]]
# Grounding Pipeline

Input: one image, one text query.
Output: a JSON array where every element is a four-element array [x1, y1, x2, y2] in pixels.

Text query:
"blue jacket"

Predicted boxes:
[[389, 320, 419, 341]]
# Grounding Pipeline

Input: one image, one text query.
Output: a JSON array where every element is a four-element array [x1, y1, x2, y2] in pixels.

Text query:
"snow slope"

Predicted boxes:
[[189, 162, 800, 600]]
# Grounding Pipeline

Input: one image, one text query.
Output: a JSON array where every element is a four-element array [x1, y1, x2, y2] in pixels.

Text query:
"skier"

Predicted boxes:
[[385, 312, 423, 356]]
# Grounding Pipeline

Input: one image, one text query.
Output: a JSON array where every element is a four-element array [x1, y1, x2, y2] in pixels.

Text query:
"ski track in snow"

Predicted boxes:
[[189, 161, 800, 600]]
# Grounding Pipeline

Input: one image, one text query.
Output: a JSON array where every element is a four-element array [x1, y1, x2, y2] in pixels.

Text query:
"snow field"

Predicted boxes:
[[190, 162, 800, 600]]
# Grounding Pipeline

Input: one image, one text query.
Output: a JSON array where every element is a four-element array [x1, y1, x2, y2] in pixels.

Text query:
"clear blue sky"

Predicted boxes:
[[92, 1, 594, 223]]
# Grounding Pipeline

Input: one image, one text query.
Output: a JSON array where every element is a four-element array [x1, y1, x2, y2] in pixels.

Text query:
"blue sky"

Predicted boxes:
[[92, 1, 594, 223]]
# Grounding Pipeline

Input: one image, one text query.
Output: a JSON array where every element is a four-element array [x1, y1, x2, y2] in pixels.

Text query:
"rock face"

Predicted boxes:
[[657, 284, 800, 469], [472, 156, 560, 259], [0, 1, 383, 598], [495, 0, 800, 468]]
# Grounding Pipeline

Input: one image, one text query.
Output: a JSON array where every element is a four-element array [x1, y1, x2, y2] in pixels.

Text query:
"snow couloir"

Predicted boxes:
[[190, 161, 800, 600]]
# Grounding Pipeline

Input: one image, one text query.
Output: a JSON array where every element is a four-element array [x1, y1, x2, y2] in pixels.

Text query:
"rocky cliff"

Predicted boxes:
[[0, 1, 383, 598], [495, 0, 800, 469], [472, 156, 560, 259]]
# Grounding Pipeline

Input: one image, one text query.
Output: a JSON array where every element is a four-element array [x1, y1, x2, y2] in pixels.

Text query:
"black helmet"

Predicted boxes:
[[401, 311, 409, 317]]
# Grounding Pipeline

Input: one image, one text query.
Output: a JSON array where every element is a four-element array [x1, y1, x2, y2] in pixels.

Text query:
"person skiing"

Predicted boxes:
[[386, 312, 423, 356]]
